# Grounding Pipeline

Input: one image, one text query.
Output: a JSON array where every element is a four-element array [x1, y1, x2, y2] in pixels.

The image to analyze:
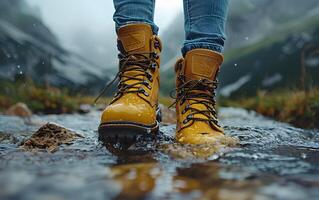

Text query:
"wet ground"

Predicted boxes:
[[0, 107, 319, 200]]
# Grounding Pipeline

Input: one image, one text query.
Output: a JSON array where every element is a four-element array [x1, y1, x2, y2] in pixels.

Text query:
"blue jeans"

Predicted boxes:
[[113, 0, 229, 55]]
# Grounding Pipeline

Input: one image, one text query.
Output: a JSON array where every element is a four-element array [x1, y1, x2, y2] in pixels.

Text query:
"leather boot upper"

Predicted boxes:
[[175, 49, 224, 144], [100, 24, 161, 126]]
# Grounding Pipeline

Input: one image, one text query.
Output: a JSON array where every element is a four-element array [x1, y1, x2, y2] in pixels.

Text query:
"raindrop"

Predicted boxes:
[[234, 63, 238, 67], [301, 153, 307, 159], [42, 61, 45, 65], [19, 71, 23, 75], [245, 37, 249, 40], [252, 154, 259, 160], [17, 65, 20, 69]]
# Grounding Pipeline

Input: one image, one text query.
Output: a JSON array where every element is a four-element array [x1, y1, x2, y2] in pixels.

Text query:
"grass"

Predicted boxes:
[[219, 88, 319, 129], [2, 80, 318, 129], [0, 79, 109, 114], [0, 79, 172, 114]]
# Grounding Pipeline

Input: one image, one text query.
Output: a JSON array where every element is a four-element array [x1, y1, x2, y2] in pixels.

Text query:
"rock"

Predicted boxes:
[[78, 104, 92, 114], [5, 103, 32, 117], [20, 123, 83, 153]]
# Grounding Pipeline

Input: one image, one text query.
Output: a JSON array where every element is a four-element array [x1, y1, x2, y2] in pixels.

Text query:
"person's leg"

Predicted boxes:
[[174, 0, 230, 145], [182, 0, 229, 55], [98, 0, 162, 145], [113, 0, 158, 34]]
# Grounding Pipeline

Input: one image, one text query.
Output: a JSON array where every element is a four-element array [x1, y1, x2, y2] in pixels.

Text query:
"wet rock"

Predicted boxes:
[[5, 103, 32, 117], [20, 123, 83, 153], [78, 104, 92, 114], [159, 104, 176, 125]]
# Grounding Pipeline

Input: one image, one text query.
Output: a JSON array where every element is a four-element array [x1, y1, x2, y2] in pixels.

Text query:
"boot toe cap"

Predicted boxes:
[[176, 122, 225, 145], [100, 96, 156, 126]]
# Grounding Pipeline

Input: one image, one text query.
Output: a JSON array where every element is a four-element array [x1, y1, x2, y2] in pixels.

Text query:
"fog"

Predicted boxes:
[[26, 0, 182, 68]]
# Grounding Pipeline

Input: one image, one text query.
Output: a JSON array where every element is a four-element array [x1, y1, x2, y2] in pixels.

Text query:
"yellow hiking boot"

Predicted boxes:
[[174, 49, 224, 145], [98, 24, 162, 143]]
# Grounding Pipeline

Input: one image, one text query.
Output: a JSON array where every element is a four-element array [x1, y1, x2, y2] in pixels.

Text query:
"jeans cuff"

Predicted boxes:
[[115, 21, 159, 35], [181, 43, 224, 56]]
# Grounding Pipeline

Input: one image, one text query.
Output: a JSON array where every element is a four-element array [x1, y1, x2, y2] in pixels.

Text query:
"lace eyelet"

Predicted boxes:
[[148, 76, 153, 82], [183, 119, 188, 124], [143, 91, 149, 97], [154, 41, 160, 49], [143, 81, 152, 90], [151, 63, 157, 70], [152, 52, 159, 59], [187, 114, 193, 120], [182, 109, 186, 114]]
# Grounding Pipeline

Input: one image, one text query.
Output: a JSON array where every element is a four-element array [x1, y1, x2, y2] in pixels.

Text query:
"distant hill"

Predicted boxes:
[[0, 0, 111, 93], [219, 16, 319, 98], [160, 0, 319, 97]]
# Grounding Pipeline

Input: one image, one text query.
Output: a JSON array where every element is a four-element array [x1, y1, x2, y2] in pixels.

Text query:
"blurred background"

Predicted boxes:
[[1, 0, 319, 128]]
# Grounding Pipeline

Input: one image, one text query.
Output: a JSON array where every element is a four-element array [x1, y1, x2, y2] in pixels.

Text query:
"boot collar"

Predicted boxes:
[[180, 49, 224, 81]]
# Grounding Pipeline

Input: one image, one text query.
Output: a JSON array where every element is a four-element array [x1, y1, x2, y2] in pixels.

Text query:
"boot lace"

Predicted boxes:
[[94, 51, 159, 103], [170, 75, 221, 130]]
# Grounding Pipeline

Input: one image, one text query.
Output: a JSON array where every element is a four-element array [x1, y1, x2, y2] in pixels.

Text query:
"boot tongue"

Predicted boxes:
[[182, 49, 224, 123], [117, 24, 154, 92], [183, 49, 223, 82], [117, 24, 153, 54]]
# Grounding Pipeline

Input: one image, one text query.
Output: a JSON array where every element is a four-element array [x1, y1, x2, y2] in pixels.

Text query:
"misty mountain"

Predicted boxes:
[[0, 0, 111, 93], [1, 0, 318, 97], [160, 0, 319, 97], [219, 18, 319, 98]]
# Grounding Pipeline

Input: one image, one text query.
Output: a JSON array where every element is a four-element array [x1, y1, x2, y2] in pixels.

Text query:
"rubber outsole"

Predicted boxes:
[[98, 121, 159, 145], [98, 107, 162, 145]]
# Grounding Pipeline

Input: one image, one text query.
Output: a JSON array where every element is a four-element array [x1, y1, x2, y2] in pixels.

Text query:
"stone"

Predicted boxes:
[[5, 103, 32, 117], [20, 123, 83, 153], [78, 104, 92, 114]]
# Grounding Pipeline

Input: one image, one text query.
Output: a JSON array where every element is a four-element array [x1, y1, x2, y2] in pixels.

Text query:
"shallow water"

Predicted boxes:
[[0, 107, 319, 200]]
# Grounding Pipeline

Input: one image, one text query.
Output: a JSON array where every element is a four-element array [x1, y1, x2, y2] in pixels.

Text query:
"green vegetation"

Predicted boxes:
[[220, 88, 319, 129], [0, 80, 109, 114], [1, 80, 318, 130], [0, 80, 173, 114]]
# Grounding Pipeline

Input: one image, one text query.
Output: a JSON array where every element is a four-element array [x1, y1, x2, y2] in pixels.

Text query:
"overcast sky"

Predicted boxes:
[[26, 0, 183, 68]]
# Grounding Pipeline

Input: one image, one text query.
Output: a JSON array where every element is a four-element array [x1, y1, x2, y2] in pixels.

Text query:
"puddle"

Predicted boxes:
[[0, 108, 318, 199]]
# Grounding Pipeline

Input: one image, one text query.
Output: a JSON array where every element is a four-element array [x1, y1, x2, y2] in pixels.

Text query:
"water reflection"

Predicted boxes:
[[111, 162, 160, 200], [109, 161, 265, 200]]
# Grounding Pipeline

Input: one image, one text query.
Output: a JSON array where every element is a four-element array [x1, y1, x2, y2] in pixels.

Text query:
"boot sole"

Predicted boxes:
[[98, 121, 159, 143], [98, 107, 161, 144]]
